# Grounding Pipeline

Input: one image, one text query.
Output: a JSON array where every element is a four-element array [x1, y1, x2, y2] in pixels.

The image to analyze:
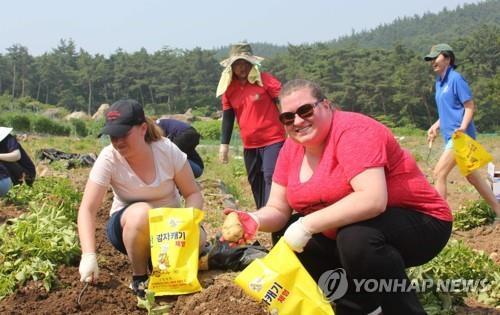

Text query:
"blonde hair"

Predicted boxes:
[[144, 117, 164, 143]]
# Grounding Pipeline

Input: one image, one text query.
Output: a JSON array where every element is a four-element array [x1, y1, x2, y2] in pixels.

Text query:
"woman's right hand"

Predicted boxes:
[[79, 253, 99, 282], [427, 123, 439, 143], [220, 209, 260, 245]]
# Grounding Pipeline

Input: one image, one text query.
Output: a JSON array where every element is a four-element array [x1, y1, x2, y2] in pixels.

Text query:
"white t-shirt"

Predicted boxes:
[[89, 137, 187, 215]]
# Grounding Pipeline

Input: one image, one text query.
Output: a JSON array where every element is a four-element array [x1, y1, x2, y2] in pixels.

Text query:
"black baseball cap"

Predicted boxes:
[[99, 99, 146, 137]]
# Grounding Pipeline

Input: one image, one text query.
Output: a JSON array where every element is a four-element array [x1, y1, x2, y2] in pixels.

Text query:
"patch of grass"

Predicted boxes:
[[199, 145, 254, 210], [23, 136, 102, 160], [391, 126, 426, 137]]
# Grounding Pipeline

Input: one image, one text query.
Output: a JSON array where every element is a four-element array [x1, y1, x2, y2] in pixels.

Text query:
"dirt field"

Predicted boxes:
[[0, 136, 499, 315]]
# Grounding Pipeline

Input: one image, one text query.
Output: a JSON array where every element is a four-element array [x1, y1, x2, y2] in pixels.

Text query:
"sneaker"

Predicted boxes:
[[130, 275, 149, 298]]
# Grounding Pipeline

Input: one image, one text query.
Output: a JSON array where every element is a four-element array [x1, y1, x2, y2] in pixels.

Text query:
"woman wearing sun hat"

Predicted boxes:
[[217, 42, 285, 209], [424, 43, 500, 220], [0, 127, 36, 196]]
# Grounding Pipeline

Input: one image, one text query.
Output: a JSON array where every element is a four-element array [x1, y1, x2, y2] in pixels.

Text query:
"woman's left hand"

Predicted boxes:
[[283, 217, 313, 252]]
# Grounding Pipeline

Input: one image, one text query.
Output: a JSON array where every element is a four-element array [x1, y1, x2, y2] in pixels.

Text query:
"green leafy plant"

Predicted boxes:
[[0, 176, 82, 300], [409, 240, 500, 313], [137, 290, 171, 314], [0, 202, 80, 299], [453, 199, 496, 231], [33, 116, 71, 136], [192, 120, 222, 141], [5, 113, 32, 132], [70, 118, 89, 137], [5, 177, 81, 216]]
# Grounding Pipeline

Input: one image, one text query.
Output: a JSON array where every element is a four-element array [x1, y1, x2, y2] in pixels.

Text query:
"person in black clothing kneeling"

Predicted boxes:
[[0, 127, 36, 197], [156, 119, 204, 178]]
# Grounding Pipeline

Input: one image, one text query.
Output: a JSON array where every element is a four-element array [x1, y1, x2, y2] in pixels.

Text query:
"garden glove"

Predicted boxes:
[[220, 208, 260, 245], [219, 144, 229, 164], [283, 217, 313, 253], [79, 252, 99, 282]]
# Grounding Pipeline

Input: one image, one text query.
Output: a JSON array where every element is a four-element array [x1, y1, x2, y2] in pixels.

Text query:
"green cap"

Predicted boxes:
[[424, 43, 453, 61]]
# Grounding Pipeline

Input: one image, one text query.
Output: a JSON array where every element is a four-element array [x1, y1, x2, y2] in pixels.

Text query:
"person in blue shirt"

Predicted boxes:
[[156, 118, 204, 178], [0, 127, 36, 197], [425, 43, 499, 220]]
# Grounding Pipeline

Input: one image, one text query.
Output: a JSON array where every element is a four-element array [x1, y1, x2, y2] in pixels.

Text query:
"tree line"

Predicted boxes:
[[0, 6, 498, 131], [266, 24, 499, 131]]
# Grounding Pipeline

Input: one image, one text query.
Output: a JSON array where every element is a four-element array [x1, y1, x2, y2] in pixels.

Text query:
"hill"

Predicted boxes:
[[327, 0, 500, 53], [219, 0, 500, 56]]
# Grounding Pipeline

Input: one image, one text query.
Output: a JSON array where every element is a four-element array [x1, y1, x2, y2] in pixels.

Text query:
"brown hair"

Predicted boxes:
[[144, 117, 164, 143], [441, 51, 457, 69], [279, 79, 326, 103]]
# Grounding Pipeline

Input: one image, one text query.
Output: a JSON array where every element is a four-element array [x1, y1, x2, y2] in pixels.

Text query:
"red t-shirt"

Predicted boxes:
[[273, 111, 452, 239], [222, 72, 286, 148]]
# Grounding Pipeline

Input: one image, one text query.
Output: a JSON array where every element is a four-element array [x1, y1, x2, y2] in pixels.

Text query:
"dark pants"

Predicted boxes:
[[2, 162, 35, 186], [171, 127, 204, 178], [243, 141, 284, 209], [273, 208, 452, 315]]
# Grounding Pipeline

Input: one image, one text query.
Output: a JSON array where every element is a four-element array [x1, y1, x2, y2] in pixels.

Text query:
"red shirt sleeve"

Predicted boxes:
[[262, 72, 281, 99], [221, 91, 232, 111]]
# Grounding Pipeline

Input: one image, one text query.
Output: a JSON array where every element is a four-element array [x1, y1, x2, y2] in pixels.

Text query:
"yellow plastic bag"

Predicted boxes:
[[235, 238, 334, 315], [452, 132, 493, 176], [148, 207, 204, 295]]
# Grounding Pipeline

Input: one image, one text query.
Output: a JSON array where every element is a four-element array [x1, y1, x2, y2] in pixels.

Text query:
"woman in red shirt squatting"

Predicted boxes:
[[223, 79, 452, 315]]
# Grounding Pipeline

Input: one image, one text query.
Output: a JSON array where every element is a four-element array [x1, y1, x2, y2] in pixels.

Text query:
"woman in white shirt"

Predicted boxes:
[[77, 99, 203, 298]]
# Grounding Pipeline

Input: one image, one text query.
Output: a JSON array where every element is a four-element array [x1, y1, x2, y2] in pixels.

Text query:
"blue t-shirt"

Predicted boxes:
[[435, 67, 476, 142]]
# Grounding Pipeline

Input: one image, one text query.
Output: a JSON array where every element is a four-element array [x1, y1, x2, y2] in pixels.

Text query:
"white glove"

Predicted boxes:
[[79, 253, 99, 282], [219, 144, 229, 164], [283, 217, 313, 253]]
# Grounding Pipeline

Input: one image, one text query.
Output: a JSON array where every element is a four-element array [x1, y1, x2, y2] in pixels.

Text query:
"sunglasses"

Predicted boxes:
[[278, 100, 323, 126]]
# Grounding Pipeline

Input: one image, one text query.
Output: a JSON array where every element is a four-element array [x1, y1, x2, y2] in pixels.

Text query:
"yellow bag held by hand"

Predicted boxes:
[[148, 207, 204, 296], [452, 132, 493, 176], [235, 238, 334, 315]]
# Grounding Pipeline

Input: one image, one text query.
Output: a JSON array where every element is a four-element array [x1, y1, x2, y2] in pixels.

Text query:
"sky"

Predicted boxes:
[[0, 0, 483, 57]]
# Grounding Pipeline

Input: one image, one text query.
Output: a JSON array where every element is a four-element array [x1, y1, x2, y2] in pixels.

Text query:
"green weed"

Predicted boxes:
[[409, 240, 500, 313], [0, 180, 81, 300], [453, 199, 496, 231]]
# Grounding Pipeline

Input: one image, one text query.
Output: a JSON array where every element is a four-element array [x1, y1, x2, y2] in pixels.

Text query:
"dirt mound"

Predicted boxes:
[[171, 277, 267, 315], [0, 265, 141, 315]]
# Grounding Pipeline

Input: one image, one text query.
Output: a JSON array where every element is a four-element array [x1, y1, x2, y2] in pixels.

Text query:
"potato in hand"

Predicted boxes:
[[222, 212, 244, 242]]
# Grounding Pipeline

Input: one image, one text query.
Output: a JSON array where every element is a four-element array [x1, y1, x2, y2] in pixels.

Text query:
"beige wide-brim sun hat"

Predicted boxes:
[[220, 42, 264, 68], [0, 127, 13, 142]]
